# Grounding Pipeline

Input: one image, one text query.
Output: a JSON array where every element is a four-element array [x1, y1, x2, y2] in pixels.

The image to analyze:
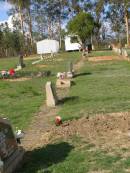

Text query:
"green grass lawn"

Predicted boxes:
[[0, 52, 80, 129], [59, 60, 130, 121], [19, 136, 130, 173]]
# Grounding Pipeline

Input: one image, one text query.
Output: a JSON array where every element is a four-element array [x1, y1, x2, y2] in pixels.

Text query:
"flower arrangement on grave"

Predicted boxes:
[[57, 72, 66, 79], [0, 69, 15, 79], [55, 116, 62, 126], [9, 69, 15, 76]]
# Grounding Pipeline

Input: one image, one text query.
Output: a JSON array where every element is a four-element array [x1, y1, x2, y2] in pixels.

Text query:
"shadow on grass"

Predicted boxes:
[[58, 96, 79, 105], [74, 72, 92, 78], [19, 142, 74, 173]]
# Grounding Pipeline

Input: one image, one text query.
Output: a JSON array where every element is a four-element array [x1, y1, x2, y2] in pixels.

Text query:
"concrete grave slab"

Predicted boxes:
[[45, 82, 58, 107], [56, 79, 71, 89]]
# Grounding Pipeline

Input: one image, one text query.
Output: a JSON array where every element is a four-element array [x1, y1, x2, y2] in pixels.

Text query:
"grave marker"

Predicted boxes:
[[56, 79, 71, 88], [0, 118, 24, 173], [45, 82, 58, 107], [67, 62, 74, 78], [122, 49, 128, 57]]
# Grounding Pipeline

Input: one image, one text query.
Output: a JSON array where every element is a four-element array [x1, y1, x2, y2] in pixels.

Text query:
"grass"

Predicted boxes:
[[59, 60, 130, 121], [19, 135, 130, 173], [0, 52, 80, 129]]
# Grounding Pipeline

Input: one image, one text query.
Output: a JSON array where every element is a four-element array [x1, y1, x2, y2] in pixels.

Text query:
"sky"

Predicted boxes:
[[0, 1, 12, 22]]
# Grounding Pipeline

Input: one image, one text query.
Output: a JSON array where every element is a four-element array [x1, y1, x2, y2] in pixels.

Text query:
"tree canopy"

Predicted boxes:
[[67, 12, 95, 47], [0, 0, 130, 57]]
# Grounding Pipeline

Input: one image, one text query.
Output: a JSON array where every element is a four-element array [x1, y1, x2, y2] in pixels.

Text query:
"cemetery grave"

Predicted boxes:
[[88, 55, 121, 62], [1, 50, 130, 172], [0, 52, 80, 129], [1, 0, 130, 172]]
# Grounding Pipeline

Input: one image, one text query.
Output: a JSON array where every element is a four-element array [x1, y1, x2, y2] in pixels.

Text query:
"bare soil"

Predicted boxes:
[[22, 110, 130, 157], [24, 56, 39, 60], [36, 64, 49, 68], [88, 56, 121, 62], [22, 88, 70, 151], [4, 77, 31, 82], [52, 112, 130, 153]]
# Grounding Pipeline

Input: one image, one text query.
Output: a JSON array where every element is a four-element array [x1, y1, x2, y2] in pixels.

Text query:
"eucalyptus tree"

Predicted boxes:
[[32, 0, 68, 48], [7, 0, 25, 35], [110, 0, 130, 46], [97, 0, 130, 46], [7, 0, 34, 49]]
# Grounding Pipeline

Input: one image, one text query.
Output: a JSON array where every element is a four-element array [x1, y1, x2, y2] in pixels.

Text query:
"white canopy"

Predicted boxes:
[[37, 39, 59, 54]]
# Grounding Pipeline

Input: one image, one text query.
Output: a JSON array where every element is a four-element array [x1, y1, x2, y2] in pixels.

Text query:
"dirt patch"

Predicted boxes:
[[88, 56, 121, 62], [24, 56, 39, 60], [36, 64, 49, 68], [55, 58, 63, 62], [22, 88, 69, 151], [22, 110, 130, 155], [5, 77, 31, 82], [52, 112, 130, 153]]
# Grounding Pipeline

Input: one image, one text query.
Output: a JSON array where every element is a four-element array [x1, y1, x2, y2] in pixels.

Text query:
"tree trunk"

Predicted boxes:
[[58, 17, 62, 49], [48, 17, 52, 39], [28, 7, 33, 46], [125, 9, 129, 47], [5, 49, 8, 57], [19, 5, 24, 35]]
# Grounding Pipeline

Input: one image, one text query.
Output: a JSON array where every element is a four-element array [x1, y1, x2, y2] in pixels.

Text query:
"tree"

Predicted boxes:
[[109, 0, 130, 46], [0, 22, 25, 57], [67, 12, 95, 49], [106, 3, 125, 43], [7, 0, 25, 35], [98, 0, 130, 46], [32, 0, 68, 47]]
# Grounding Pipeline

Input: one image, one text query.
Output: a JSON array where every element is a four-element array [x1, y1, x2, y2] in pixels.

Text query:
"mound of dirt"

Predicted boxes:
[[88, 56, 121, 62], [52, 112, 130, 151], [36, 64, 49, 68], [5, 77, 31, 82], [24, 56, 39, 60]]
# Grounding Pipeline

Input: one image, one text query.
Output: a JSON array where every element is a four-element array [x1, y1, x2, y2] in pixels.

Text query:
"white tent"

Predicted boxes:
[[37, 39, 59, 54], [65, 36, 80, 51]]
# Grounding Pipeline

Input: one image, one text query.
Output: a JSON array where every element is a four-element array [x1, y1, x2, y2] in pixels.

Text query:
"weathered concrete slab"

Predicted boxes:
[[56, 79, 71, 88], [45, 81, 58, 107]]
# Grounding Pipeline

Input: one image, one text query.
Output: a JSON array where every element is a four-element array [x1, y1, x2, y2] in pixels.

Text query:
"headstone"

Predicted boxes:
[[19, 52, 25, 68], [67, 72, 73, 78], [68, 61, 73, 73], [45, 82, 58, 107], [0, 160, 4, 173], [118, 48, 122, 55], [56, 79, 71, 88], [0, 118, 24, 173], [122, 49, 128, 57], [67, 62, 74, 78]]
